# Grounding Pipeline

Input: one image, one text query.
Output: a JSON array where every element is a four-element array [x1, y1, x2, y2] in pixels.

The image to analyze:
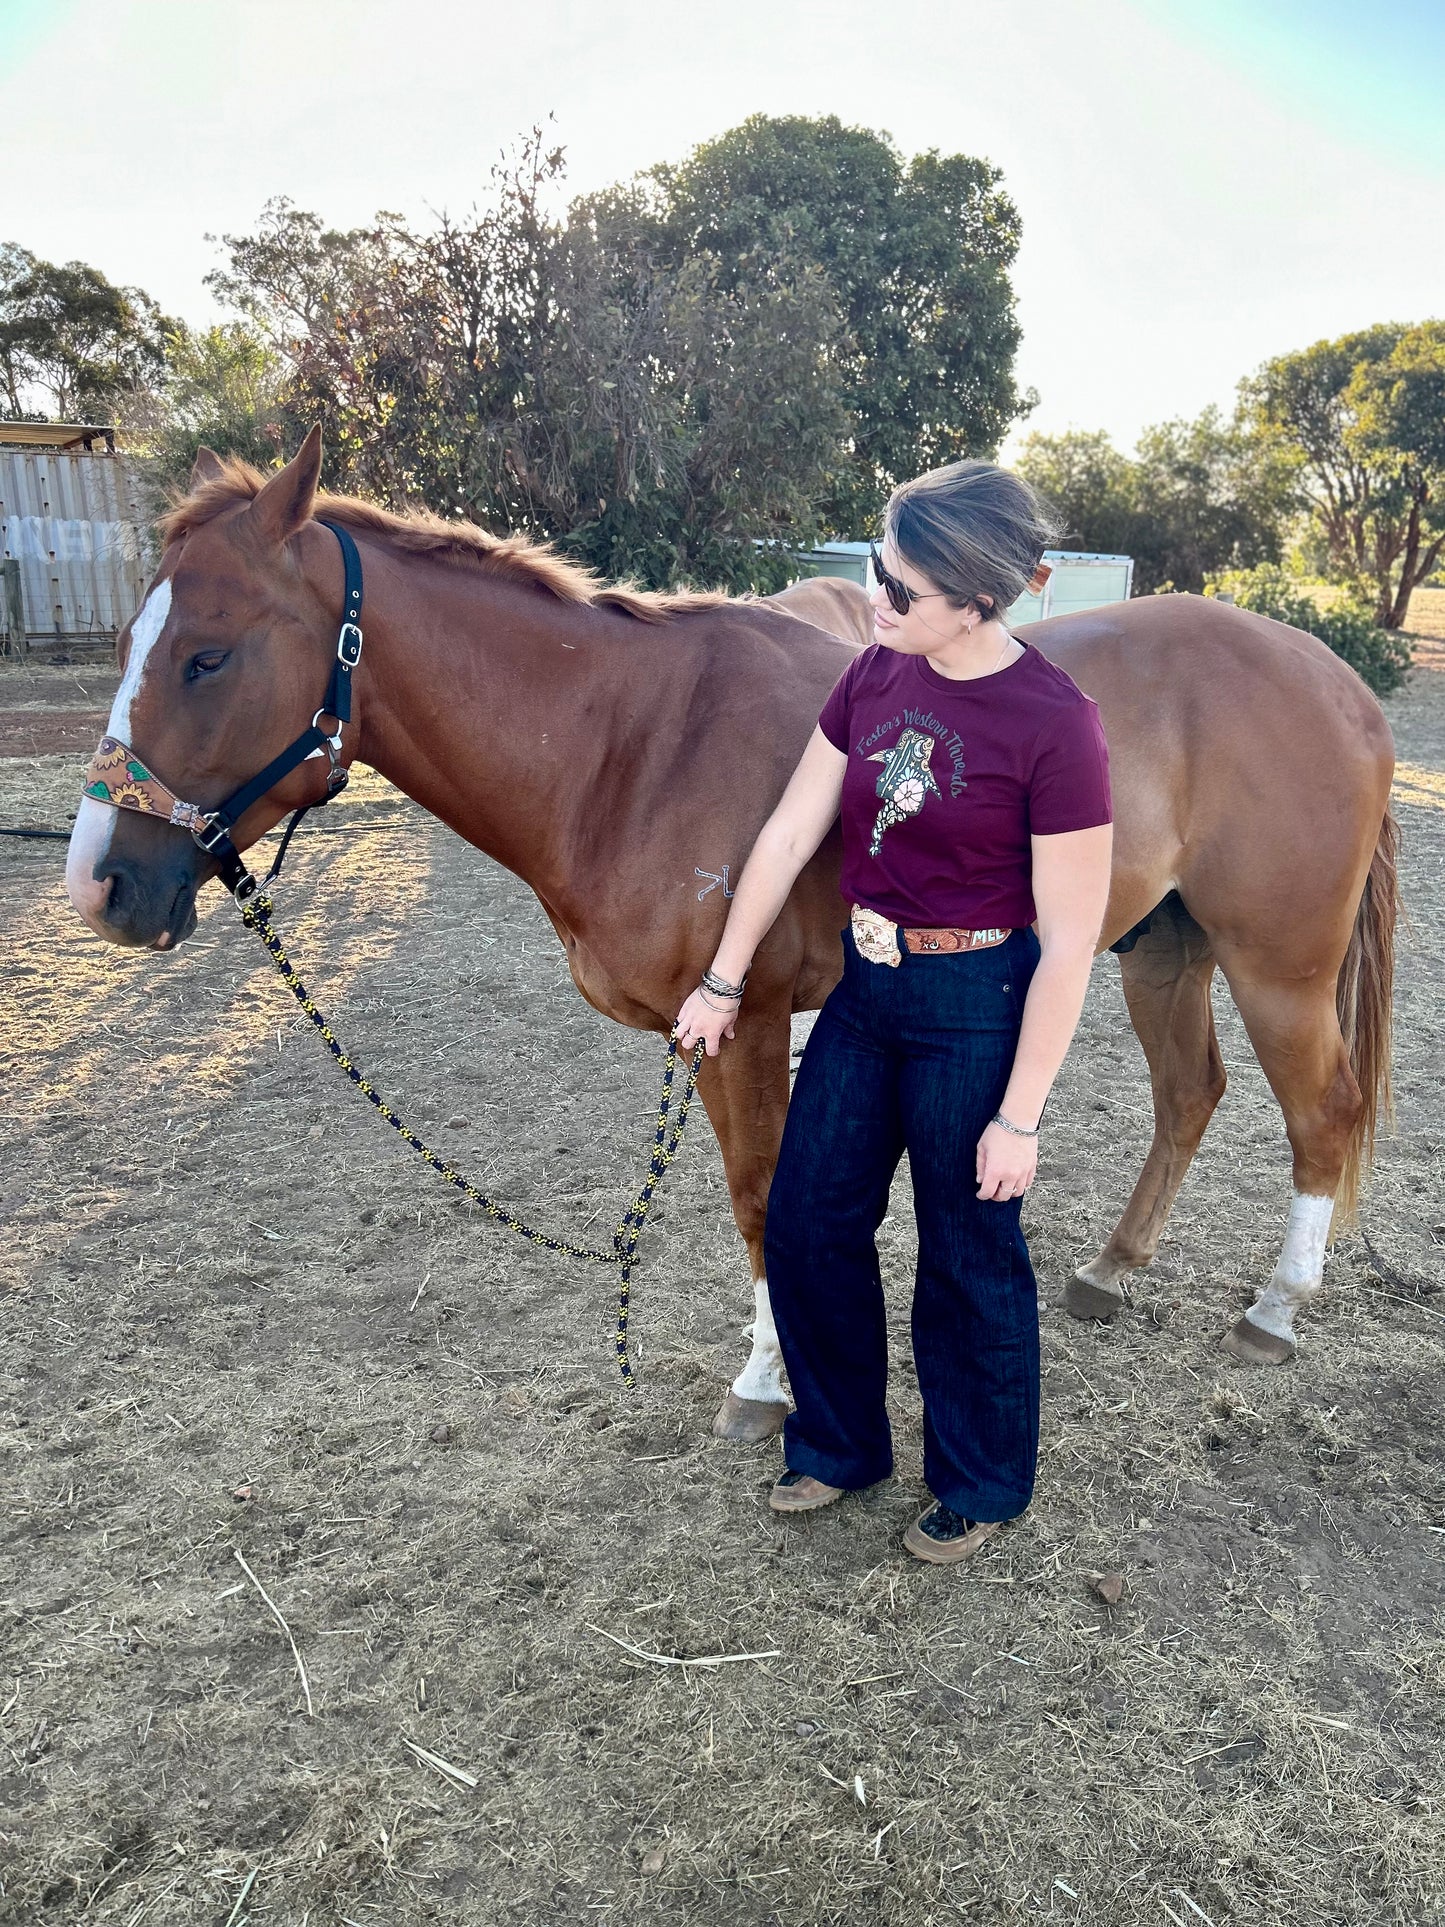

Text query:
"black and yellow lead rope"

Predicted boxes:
[[239, 891, 705, 1388]]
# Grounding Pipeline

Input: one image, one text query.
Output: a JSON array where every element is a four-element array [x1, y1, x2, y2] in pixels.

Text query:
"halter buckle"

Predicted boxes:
[[192, 814, 231, 855], [336, 621, 363, 669]]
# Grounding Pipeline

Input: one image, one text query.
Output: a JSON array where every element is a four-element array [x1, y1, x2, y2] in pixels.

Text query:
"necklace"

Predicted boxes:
[[921, 625, 1019, 683], [959, 627, 1016, 680]]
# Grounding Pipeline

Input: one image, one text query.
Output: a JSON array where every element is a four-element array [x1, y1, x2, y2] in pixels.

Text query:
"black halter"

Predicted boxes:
[[193, 519, 364, 899]]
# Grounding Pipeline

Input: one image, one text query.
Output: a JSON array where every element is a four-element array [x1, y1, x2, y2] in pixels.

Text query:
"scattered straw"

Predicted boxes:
[[1361, 1282, 1445, 1322], [1171, 1891, 1216, 1926], [232, 1551, 314, 1718], [222, 1868, 258, 1927], [401, 1735, 478, 1791], [587, 1623, 782, 1669]]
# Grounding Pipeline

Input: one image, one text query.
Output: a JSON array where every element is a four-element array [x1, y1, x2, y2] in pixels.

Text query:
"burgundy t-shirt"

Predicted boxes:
[[817, 641, 1112, 929]]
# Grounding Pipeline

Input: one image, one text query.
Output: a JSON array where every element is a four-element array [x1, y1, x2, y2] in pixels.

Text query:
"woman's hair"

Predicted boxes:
[[884, 460, 1066, 617]]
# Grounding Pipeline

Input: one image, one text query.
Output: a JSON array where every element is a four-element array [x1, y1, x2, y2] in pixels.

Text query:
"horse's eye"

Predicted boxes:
[[187, 651, 229, 681]]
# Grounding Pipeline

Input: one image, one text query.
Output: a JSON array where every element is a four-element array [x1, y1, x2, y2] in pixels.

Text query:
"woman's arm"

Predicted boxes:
[[677, 727, 847, 1055], [975, 821, 1113, 1201]]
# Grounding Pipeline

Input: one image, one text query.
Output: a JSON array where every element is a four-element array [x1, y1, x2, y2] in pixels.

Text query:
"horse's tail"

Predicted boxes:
[[1334, 809, 1399, 1228]]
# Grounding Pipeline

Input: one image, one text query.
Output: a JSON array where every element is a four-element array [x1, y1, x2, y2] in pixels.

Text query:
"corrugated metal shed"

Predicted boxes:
[[0, 448, 151, 649]]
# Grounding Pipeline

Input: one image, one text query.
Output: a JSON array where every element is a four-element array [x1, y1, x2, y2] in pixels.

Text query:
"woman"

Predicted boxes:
[[677, 461, 1112, 1565]]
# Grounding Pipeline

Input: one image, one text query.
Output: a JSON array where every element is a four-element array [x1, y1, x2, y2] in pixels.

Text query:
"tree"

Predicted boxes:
[[1016, 409, 1291, 595], [645, 115, 1032, 531], [1210, 564, 1411, 697], [1013, 428, 1139, 560], [1128, 407, 1294, 594], [0, 243, 41, 415], [206, 117, 1033, 585], [0, 244, 173, 420], [122, 322, 289, 492], [206, 199, 437, 505], [1344, 323, 1445, 627], [1244, 323, 1445, 627], [209, 133, 850, 590]]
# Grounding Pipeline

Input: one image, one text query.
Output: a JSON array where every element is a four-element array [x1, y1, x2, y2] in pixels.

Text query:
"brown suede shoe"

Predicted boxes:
[[769, 1469, 843, 1514], [903, 1503, 1003, 1565]]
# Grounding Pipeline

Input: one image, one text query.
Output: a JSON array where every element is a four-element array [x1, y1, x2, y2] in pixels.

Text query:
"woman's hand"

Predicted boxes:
[[676, 986, 740, 1057], [976, 1118, 1038, 1201]]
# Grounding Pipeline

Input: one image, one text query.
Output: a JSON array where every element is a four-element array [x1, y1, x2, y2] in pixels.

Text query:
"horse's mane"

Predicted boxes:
[[159, 457, 728, 623]]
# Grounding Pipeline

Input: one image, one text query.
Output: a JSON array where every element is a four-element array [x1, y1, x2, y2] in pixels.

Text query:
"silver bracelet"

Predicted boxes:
[[697, 985, 740, 1012], [701, 967, 747, 1000], [992, 1111, 1039, 1138]]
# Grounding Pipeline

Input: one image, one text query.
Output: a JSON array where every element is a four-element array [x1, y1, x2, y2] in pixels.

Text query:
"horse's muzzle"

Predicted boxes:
[[67, 798, 205, 949]]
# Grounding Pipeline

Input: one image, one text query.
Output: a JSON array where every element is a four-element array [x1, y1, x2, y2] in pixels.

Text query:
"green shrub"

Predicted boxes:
[[1207, 565, 1412, 698]]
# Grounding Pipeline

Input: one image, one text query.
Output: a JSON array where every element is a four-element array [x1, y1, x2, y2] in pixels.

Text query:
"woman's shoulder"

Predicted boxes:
[[826, 641, 896, 703], [1015, 648, 1109, 762], [819, 642, 891, 747], [843, 641, 887, 679], [1015, 643, 1097, 713]]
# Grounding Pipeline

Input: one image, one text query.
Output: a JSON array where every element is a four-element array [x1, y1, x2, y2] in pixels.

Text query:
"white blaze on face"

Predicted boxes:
[[66, 578, 174, 932], [1245, 1191, 1334, 1344]]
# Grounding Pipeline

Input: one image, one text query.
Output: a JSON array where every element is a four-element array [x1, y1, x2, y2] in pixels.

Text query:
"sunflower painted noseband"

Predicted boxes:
[[82, 737, 214, 832]]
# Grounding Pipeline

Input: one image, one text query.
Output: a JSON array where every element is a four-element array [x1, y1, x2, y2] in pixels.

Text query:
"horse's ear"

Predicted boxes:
[[246, 427, 323, 547], [188, 446, 227, 491]]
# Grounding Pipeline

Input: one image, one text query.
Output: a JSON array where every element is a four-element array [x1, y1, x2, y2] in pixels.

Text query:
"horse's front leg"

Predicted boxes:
[[694, 999, 794, 1443]]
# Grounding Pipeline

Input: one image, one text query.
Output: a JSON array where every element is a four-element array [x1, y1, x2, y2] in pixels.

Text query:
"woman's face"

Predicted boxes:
[[870, 537, 985, 656]]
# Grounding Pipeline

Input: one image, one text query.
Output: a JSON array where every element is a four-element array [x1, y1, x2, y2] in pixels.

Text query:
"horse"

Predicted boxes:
[[66, 431, 1398, 1444], [764, 575, 876, 646]]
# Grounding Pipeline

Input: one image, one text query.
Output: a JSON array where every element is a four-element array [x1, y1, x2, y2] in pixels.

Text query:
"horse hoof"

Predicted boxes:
[[1065, 1273, 1125, 1321], [712, 1390, 788, 1444], [1221, 1314, 1295, 1367]]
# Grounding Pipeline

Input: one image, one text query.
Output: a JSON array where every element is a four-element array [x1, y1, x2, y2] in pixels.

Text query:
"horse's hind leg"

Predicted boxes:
[[1211, 965, 1362, 1365], [1068, 898, 1226, 1319], [693, 1000, 794, 1443]]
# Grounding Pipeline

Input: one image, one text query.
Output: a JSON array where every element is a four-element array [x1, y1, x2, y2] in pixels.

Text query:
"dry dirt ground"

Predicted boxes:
[[1, 599, 1442, 1927]]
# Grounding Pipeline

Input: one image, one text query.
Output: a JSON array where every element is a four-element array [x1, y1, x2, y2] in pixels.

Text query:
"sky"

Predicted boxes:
[[1, 0, 1441, 459]]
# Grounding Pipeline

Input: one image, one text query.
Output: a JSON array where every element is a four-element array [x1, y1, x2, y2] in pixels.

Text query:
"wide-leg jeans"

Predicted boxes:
[[765, 923, 1043, 1522]]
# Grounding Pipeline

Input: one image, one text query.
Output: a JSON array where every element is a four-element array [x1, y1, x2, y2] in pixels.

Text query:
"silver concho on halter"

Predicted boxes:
[[850, 904, 903, 967]]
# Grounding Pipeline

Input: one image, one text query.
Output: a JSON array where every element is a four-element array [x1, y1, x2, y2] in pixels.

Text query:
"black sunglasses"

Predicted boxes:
[[869, 542, 974, 619], [870, 542, 930, 616]]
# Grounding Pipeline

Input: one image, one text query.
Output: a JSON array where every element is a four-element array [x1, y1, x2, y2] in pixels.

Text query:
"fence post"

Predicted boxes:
[[0, 559, 24, 656]]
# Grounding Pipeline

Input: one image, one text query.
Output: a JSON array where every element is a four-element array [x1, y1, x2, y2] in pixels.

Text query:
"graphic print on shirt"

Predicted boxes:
[[866, 727, 942, 857]]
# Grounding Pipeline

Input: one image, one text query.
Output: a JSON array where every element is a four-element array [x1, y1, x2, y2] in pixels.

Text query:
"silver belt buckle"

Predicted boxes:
[[850, 904, 902, 968]]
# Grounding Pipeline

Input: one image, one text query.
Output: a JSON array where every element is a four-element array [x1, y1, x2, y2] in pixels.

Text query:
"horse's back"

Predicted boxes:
[[1030, 594, 1394, 957], [1031, 593, 1388, 737], [763, 577, 874, 649], [1031, 593, 1393, 817]]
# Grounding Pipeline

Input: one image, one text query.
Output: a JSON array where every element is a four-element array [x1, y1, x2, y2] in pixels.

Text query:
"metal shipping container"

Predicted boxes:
[[1004, 551, 1134, 625], [0, 447, 151, 649]]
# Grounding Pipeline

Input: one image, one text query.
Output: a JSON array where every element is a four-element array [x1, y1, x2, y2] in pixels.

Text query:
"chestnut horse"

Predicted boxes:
[[67, 433, 1397, 1442]]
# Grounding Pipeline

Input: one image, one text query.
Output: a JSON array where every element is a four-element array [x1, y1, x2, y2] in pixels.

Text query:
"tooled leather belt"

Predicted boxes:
[[850, 904, 1012, 968]]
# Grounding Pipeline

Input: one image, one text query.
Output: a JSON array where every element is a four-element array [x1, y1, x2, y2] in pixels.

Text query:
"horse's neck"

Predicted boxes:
[[354, 554, 639, 912]]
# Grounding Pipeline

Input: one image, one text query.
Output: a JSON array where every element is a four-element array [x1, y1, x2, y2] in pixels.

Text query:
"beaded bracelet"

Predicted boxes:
[[991, 1111, 1040, 1138]]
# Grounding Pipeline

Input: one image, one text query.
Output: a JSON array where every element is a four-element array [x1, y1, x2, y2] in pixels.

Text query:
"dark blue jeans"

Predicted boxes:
[[765, 923, 1042, 1522]]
